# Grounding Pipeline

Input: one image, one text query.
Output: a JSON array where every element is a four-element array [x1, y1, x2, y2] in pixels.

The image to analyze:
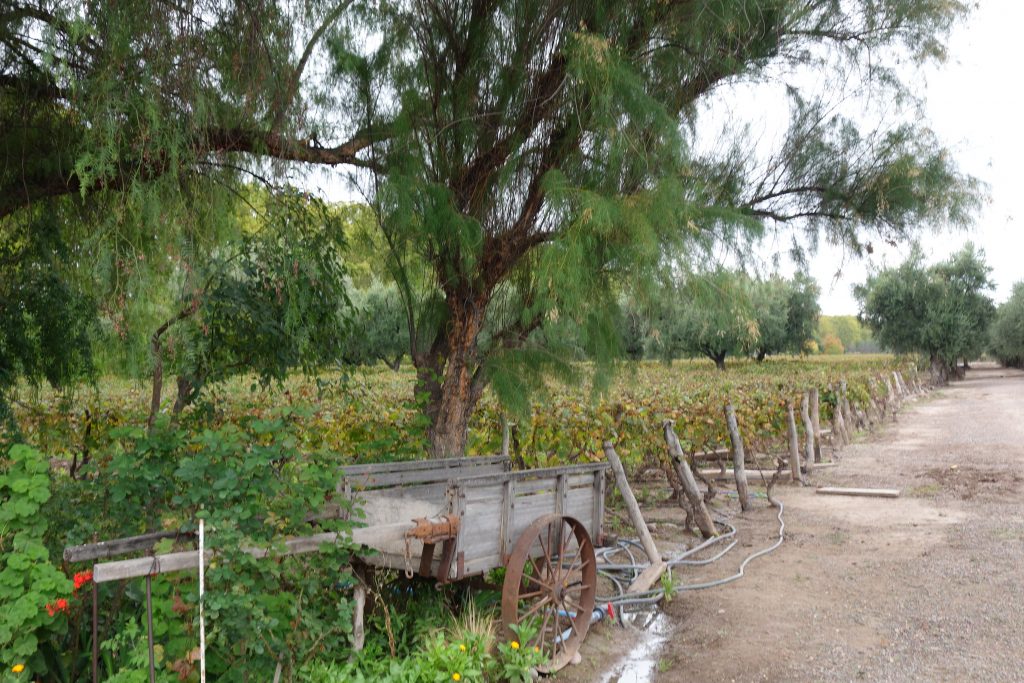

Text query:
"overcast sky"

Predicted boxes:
[[316, 3, 1022, 315], [804, 1, 1024, 314]]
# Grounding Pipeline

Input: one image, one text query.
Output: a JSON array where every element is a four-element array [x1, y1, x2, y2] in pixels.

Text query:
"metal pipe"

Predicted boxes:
[[92, 581, 98, 683], [146, 575, 155, 683]]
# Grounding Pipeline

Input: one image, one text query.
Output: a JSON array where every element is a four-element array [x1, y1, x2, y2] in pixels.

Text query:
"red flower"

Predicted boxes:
[[45, 598, 70, 617], [73, 571, 93, 591]]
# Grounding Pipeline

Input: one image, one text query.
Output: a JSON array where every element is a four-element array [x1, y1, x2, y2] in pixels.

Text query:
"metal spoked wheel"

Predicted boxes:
[[501, 514, 598, 673]]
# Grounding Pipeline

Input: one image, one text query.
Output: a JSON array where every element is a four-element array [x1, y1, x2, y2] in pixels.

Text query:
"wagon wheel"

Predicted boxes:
[[501, 514, 597, 673]]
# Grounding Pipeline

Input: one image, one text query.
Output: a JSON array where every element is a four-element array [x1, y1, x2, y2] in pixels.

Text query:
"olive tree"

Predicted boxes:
[[990, 283, 1024, 369], [855, 244, 995, 382]]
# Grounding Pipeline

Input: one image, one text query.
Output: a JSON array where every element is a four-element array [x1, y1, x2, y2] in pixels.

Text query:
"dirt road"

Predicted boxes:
[[574, 365, 1024, 682]]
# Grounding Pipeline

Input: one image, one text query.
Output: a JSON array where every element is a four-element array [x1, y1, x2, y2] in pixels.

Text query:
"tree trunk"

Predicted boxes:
[[147, 303, 198, 432], [172, 375, 197, 417], [755, 349, 766, 362], [712, 352, 727, 371], [929, 355, 948, 385], [419, 296, 488, 458]]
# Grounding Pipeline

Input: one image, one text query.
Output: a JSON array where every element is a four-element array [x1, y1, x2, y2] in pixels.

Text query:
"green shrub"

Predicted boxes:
[[32, 413, 361, 681], [0, 445, 73, 681]]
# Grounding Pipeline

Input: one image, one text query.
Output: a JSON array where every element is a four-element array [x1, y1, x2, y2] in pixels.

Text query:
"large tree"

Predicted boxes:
[[3, 1, 981, 456], [989, 282, 1024, 369], [855, 244, 995, 382], [659, 269, 759, 370]]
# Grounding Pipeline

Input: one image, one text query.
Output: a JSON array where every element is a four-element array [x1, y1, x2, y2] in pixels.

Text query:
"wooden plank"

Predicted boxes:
[[94, 520, 423, 583], [627, 560, 669, 594], [340, 455, 508, 477], [815, 487, 900, 498], [64, 530, 191, 564], [454, 462, 609, 489], [591, 470, 606, 545], [690, 448, 732, 461], [343, 462, 508, 490], [501, 478, 515, 560]]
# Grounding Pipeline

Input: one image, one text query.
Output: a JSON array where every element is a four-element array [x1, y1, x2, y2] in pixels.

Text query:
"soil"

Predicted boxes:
[[557, 364, 1024, 683]]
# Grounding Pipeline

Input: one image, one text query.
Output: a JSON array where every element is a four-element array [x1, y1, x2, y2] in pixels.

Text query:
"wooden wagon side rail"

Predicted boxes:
[[339, 455, 510, 490], [91, 514, 460, 584]]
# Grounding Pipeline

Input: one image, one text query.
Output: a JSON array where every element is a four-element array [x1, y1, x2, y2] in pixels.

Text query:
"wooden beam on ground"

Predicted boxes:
[[697, 462, 836, 480], [815, 487, 901, 498], [626, 560, 670, 595]]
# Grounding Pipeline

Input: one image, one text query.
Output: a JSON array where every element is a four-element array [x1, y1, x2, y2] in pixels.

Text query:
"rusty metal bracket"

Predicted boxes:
[[405, 513, 460, 546], [404, 514, 460, 582]]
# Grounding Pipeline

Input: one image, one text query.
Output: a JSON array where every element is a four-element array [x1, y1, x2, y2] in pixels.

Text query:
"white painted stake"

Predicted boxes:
[[199, 518, 206, 683]]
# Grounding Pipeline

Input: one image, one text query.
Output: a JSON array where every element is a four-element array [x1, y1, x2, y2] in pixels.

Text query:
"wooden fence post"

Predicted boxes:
[[840, 380, 854, 441], [603, 441, 662, 565], [809, 387, 822, 463], [786, 401, 804, 485], [801, 392, 816, 472], [723, 404, 751, 512], [885, 377, 899, 418], [602, 442, 669, 594], [663, 421, 717, 538]]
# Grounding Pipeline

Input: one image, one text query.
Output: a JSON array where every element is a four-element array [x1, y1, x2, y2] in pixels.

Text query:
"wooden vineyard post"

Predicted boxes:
[[809, 387, 822, 463], [352, 583, 367, 651], [801, 392, 816, 473], [663, 421, 717, 538], [833, 384, 849, 445], [723, 404, 751, 512], [840, 380, 854, 442], [603, 442, 669, 593], [786, 401, 804, 485], [603, 442, 662, 565], [885, 376, 899, 418]]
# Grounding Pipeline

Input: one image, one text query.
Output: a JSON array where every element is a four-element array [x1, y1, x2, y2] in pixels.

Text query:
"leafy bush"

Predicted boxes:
[[27, 414, 360, 681], [0, 445, 72, 681]]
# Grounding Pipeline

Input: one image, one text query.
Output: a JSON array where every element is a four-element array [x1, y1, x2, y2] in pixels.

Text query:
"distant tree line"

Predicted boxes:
[[990, 283, 1024, 369]]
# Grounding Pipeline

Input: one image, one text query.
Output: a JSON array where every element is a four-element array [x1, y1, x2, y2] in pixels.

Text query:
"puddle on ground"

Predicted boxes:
[[597, 610, 671, 683]]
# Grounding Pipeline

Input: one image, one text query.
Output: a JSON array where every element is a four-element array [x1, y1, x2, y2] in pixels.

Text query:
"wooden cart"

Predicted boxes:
[[339, 455, 609, 671], [74, 455, 610, 673]]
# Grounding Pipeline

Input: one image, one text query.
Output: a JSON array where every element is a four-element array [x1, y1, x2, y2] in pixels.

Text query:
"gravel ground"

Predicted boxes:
[[564, 364, 1024, 683]]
